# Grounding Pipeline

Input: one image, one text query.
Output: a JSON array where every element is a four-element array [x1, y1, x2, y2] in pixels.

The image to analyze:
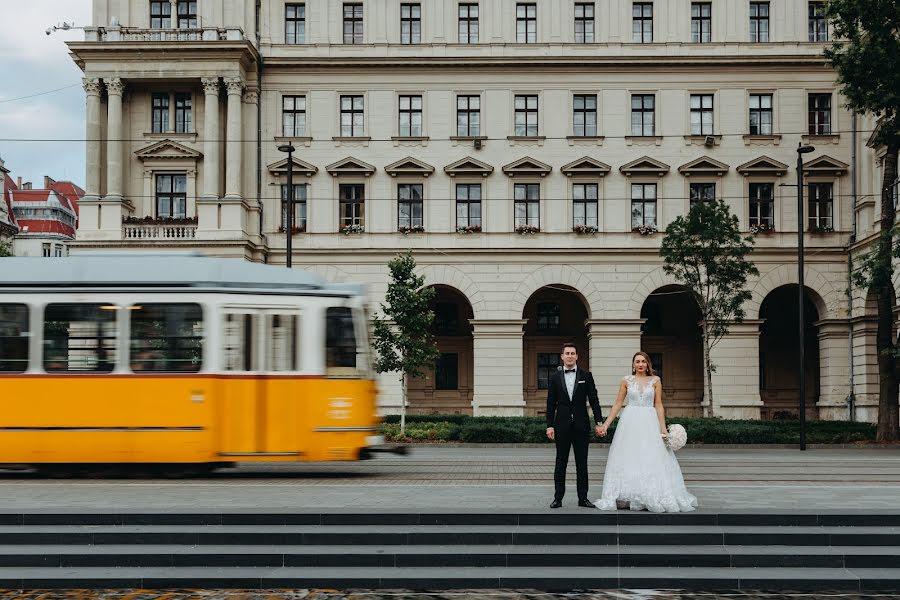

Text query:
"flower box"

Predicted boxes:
[[398, 225, 425, 234], [339, 224, 365, 235], [277, 225, 306, 234], [632, 224, 658, 236], [809, 224, 834, 234], [515, 224, 541, 235], [573, 224, 598, 235], [122, 216, 197, 225], [456, 224, 482, 234], [749, 223, 775, 234]]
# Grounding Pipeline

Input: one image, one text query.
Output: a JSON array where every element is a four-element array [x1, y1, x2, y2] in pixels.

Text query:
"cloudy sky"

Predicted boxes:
[[0, 0, 92, 188]]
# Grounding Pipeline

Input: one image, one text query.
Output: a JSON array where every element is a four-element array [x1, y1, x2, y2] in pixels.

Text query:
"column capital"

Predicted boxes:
[[201, 77, 221, 95], [105, 77, 125, 96], [82, 77, 103, 96], [224, 77, 245, 96]]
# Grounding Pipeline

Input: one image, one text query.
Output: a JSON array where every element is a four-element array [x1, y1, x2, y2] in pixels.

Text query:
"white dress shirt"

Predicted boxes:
[[564, 364, 577, 399]]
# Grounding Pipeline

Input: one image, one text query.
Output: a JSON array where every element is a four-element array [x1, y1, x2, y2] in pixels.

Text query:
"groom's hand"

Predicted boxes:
[[596, 424, 608, 437], [546, 427, 555, 441]]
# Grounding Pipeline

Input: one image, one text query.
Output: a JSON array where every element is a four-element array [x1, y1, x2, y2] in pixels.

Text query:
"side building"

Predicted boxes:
[[67, 0, 894, 422]]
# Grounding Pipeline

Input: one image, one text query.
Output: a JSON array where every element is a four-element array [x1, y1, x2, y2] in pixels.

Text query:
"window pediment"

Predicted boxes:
[[736, 155, 789, 177], [619, 156, 670, 177], [502, 156, 552, 177], [326, 156, 376, 177], [134, 139, 203, 161], [384, 157, 435, 177], [561, 157, 611, 177], [678, 156, 730, 177], [803, 155, 849, 176], [267, 156, 318, 177], [443, 156, 494, 178]]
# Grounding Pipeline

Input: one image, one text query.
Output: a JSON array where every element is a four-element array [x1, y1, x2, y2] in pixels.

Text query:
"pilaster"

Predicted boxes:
[[708, 321, 764, 419], [816, 318, 853, 421], [586, 319, 644, 412], [469, 319, 527, 416]]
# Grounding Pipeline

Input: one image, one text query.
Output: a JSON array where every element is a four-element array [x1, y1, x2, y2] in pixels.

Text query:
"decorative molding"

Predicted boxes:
[[200, 77, 220, 95], [82, 77, 103, 96], [326, 156, 376, 177], [384, 156, 436, 177], [561, 156, 611, 177], [678, 156, 730, 177], [502, 156, 552, 177], [619, 156, 670, 177], [224, 77, 245, 95], [736, 155, 789, 177], [444, 156, 494, 178], [267, 156, 318, 177], [105, 77, 125, 95], [134, 139, 203, 161], [742, 134, 783, 146], [625, 135, 663, 146], [803, 154, 849, 176]]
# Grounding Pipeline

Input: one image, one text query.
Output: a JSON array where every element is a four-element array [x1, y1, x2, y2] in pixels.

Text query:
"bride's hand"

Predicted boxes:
[[660, 431, 668, 439]]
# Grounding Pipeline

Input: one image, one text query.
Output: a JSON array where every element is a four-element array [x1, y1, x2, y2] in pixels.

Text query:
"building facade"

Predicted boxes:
[[69, 0, 895, 421]]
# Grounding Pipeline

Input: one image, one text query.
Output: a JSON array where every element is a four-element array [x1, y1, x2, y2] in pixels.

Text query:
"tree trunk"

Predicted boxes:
[[400, 373, 408, 435], [876, 147, 900, 443], [701, 325, 715, 418]]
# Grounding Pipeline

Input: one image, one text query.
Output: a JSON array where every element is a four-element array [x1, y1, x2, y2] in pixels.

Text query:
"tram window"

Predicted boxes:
[[267, 314, 299, 371], [0, 304, 29, 373], [326, 307, 358, 376], [223, 312, 255, 371], [43, 304, 117, 372], [129, 303, 203, 372]]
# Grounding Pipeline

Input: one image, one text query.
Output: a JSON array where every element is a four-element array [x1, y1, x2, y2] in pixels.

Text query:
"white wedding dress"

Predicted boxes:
[[594, 375, 698, 512]]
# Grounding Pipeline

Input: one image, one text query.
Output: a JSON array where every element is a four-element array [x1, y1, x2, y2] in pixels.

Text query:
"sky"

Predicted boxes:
[[0, 0, 92, 188]]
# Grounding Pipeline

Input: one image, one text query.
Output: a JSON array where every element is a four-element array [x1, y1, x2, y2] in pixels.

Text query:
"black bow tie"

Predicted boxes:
[[565, 369, 576, 373]]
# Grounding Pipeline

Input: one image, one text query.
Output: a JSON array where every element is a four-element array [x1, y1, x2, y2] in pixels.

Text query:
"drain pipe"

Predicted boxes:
[[255, 0, 267, 263], [846, 111, 858, 421]]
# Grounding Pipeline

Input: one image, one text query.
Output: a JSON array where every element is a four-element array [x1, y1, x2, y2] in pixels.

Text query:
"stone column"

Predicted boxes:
[[82, 78, 102, 200], [586, 320, 644, 413], [707, 321, 764, 419], [224, 77, 244, 200], [851, 316, 879, 422], [201, 77, 220, 200], [104, 77, 125, 200], [816, 319, 852, 421], [469, 320, 527, 416]]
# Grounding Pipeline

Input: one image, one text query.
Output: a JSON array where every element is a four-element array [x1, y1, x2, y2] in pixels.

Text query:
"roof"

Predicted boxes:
[[15, 219, 75, 238], [0, 253, 364, 296], [0, 174, 17, 232]]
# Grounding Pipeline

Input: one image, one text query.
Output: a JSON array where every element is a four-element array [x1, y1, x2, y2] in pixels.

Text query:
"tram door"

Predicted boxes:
[[220, 310, 266, 455]]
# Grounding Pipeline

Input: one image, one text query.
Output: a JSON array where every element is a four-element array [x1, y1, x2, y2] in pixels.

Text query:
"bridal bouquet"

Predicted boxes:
[[666, 424, 687, 451]]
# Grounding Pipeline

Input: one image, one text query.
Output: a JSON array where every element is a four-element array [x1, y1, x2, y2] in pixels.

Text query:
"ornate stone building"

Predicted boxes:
[[69, 0, 894, 421]]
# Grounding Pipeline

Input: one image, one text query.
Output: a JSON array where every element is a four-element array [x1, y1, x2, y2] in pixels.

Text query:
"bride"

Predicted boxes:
[[594, 351, 698, 512]]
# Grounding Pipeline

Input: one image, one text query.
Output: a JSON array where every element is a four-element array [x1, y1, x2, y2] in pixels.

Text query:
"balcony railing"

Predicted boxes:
[[123, 222, 197, 240], [85, 27, 244, 42]]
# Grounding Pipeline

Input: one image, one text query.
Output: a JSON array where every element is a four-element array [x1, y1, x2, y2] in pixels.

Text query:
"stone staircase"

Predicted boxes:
[[0, 511, 898, 590]]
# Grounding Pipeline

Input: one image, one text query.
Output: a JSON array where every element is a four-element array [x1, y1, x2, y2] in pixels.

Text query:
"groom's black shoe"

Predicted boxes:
[[550, 499, 562, 509], [577, 499, 596, 508]]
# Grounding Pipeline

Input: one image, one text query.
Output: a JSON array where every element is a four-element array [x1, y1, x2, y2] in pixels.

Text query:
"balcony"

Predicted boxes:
[[123, 218, 197, 240], [85, 26, 243, 43]]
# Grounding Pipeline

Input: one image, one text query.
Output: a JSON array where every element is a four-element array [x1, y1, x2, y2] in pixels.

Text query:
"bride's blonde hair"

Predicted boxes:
[[631, 351, 656, 377]]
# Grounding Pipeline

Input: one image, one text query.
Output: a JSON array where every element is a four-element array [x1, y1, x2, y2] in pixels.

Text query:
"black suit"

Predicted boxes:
[[546, 366, 603, 502]]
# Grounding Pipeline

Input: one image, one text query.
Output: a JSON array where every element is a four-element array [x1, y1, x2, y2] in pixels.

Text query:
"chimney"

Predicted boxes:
[[22, 182, 32, 190], [44, 176, 56, 189], [16, 177, 22, 189]]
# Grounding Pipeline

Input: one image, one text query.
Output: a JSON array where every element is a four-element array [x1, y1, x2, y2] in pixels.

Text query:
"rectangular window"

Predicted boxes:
[[223, 313, 255, 372], [156, 174, 187, 219], [690, 94, 714, 135], [54, 245, 64, 257], [458, 3, 479, 43], [285, 3, 306, 44], [41, 243, 51, 257], [516, 3, 537, 43], [808, 93, 832, 135], [434, 302, 459, 335], [399, 95, 423, 137], [690, 182, 716, 206], [282, 95, 307, 137], [514, 94, 539, 136], [150, 0, 171, 28], [631, 183, 657, 228], [326, 306, 358, 372], [340, 95, 364, 137], [435, 353, 459, 390], [177, 0, 198, 28], [808, 183, 833, 229], [631, 94, 655, 136], [339, 183, 365, 228], [267, 314, 299, 372], [573, 94, 597, 137], [174, 93, 192, 133], [632, 2, 653, 43], [43, 303, 117, 372], [401, 3, 421, 44], [574, 2, 595, 43], [456, 95, 481, 136], [398, 183, 424, 230], [538, 302, 560, 331], [281, 184, 308, 231], [129, 303, 203, 372], [749, 1, 769, 42], [537, 352, 561, 390], [808, 1, 828, 42], [152, 93, 169, 133], [514, 183, 540, 228], [343, 3, 364, 44], [749, 182, 775, 228], [456, 183, 482, 229], [691, 2, 711, 43], [749, 93, 773, 135], [0, 304, 29, 373], [573, 183, 599, 228]]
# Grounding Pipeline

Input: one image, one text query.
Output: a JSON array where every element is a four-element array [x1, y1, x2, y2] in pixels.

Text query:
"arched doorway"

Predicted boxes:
[[522, 285, 590, 416], [407, 285, 475, 415], [640, 285, 704, 416], [758, 285, 821, 420]]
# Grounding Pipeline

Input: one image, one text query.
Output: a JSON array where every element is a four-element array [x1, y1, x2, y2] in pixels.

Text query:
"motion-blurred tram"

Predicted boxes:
[[0, 253, 396, 475]]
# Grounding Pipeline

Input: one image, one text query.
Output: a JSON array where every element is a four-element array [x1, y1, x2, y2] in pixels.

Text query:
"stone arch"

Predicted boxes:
[[416, 264, 486, 320], [748, 264, 834, 320], [512, 265, 601, 320], [305, 264, 352, 284], [627, 267, 684, 319]]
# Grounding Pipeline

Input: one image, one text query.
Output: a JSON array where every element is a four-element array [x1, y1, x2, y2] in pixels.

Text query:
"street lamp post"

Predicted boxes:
[[278, 143, 296, 268], [796, 142, 815, 450]]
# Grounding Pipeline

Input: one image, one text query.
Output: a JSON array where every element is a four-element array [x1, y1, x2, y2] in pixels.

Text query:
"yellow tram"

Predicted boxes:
[[0, 253, 396, 474]]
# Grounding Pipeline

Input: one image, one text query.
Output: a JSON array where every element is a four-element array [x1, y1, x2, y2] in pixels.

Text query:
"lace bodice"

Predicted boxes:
[[623, 375, 658, 407]]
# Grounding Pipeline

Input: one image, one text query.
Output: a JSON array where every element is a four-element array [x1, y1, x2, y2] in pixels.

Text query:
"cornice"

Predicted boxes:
[[68, 40, 260, 71]]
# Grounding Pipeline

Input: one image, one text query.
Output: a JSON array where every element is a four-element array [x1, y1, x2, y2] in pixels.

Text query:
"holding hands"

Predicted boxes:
[[595, 423, 607, 437]]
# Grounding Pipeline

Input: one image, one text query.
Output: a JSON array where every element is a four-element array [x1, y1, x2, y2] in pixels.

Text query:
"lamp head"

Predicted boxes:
[[798, 144, 815, 154], [277, 144, 295, 154]]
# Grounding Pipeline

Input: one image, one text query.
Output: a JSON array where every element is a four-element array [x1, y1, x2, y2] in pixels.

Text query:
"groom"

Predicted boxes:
[[546, 342, 603, 508]]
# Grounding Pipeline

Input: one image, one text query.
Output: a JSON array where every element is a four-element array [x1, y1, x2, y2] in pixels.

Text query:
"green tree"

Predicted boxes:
[[825, 0, 900, 441], [660, 200, 759, 417], [0, 239, 12, 257], [372, 250, 440, 433]]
